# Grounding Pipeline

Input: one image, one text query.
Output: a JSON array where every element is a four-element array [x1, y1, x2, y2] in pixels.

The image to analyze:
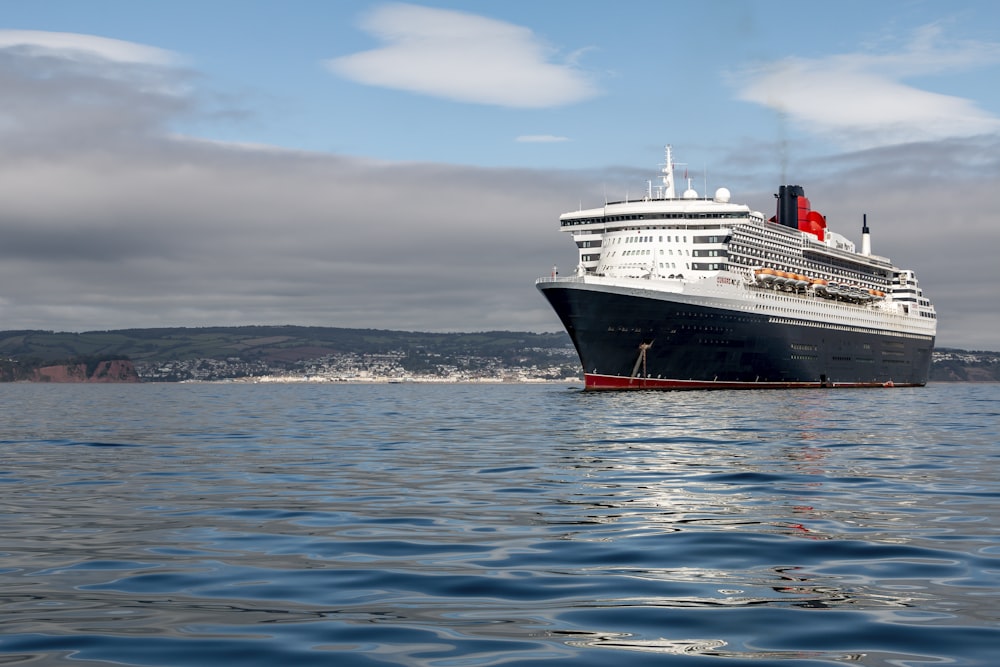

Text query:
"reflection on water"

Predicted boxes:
[[0, 383, 997, 666]]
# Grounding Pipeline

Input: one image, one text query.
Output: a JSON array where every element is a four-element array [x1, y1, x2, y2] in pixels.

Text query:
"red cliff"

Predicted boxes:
[[31, 359, 140, 383]]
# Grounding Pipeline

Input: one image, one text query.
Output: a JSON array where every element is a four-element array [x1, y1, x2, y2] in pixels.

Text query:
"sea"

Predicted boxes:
[[1, 381, 998, 667]]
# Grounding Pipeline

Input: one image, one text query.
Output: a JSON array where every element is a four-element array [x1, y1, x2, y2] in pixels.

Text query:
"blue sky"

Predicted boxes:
[[8, 0, 1000, 168], [1, 1, 999, 348]]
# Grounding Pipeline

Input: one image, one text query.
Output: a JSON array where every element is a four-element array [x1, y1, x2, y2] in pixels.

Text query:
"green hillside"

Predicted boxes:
[[0, 325, 573, 366]]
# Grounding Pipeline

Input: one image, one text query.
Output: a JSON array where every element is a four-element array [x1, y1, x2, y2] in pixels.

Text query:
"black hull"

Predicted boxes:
[[539, 282, 934, 390]]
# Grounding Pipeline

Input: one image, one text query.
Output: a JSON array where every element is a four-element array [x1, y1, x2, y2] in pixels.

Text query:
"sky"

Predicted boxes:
[[1, 0, 999, 350]]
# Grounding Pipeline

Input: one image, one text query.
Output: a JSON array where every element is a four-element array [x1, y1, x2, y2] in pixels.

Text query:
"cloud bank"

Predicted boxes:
[[326, 3, 599, 108], [0, 29, 581, 334]]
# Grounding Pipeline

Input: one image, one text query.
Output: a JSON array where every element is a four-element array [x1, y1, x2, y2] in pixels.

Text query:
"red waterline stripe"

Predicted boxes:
[[583, 373, 916, 391]]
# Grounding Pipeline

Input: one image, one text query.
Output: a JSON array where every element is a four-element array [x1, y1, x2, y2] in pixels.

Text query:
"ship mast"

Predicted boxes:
[[661, 145, 676, 199]]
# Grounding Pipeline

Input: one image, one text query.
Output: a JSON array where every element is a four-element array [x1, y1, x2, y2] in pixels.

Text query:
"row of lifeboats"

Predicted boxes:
[[755, 267, 811, 290], [753, 267, 886, 303], [815, 282, 885, 303]]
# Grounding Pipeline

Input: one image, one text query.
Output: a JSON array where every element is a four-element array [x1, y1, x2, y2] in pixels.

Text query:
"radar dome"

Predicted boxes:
[[682, 188, 698, 199], [714, 187, 731, 203]]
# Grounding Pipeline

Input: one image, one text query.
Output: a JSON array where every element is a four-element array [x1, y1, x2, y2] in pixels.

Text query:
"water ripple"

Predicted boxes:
[[0, 383, 998, 665]]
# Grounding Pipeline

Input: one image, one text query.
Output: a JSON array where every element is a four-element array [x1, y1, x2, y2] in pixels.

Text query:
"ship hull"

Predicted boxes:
[[538, 280, 933, 391]]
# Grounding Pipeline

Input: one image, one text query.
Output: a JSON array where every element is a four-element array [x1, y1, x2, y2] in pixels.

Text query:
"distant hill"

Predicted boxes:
[[0, 326, 571, 362], [0, 326, 578, 381]]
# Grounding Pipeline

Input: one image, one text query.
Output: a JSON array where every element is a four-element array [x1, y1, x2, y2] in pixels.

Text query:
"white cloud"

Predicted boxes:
[[735, 25, 1000, 149], [325, 3, 599, 108], [516, 135, 570, 143], [0, 30, 177, 65]]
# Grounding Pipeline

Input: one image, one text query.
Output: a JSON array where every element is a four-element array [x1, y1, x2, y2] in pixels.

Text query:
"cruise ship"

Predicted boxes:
[[536, 146, 936, 390]]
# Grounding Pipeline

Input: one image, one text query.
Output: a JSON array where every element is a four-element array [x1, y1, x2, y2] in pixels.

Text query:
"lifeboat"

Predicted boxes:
[[847, 286, 869, 302], [755, 267, 777, 285], [773, 271, 790, 288], [793, 274, 810, 290], [812, 278, 829, 296]]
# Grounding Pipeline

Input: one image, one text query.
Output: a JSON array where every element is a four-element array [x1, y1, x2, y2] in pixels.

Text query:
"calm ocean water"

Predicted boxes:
[[1, 382, 998, 666]]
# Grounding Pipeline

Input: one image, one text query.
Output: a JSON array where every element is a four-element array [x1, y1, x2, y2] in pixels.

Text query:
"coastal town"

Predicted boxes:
[[133, 348, 583, 383]]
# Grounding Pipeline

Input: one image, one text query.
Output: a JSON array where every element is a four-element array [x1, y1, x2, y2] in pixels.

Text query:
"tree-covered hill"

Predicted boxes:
[[0, 326, 576, 380]]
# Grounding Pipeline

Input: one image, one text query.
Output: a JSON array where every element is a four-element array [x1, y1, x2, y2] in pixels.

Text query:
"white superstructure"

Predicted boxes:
[[554, 146, 936, 341]]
